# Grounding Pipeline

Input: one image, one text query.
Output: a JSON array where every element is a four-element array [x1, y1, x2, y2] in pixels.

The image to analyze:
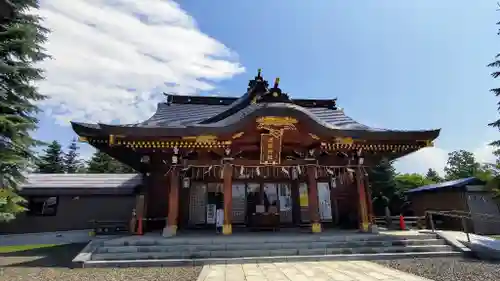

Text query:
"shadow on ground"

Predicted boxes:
[[0, 243, 87, 268]]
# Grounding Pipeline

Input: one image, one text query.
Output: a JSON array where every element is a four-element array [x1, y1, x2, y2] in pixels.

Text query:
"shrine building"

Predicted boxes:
[[70, 70, 440, 236]]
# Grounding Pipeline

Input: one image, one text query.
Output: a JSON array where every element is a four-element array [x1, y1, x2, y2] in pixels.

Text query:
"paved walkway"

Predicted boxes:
[[197, 261, 433, 281]]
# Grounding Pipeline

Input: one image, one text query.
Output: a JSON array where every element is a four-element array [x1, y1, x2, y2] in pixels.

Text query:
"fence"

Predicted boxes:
[[425, 210, 500, 242], [89, 217, 167, 236], [374, 215, 427, 230]]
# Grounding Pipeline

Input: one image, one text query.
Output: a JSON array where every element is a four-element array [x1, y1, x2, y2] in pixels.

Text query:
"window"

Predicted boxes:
[[27, 196, 59, 216]]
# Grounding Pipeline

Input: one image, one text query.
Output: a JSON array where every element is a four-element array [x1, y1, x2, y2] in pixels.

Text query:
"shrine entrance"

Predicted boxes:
[[186, 180, 337, 231]]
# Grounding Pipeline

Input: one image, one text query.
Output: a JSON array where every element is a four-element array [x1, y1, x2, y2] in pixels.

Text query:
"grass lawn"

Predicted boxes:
[[0, 244, 57, 253]]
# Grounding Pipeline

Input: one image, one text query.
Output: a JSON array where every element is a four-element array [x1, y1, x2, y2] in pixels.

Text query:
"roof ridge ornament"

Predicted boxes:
[[248, 68, 269, 91], [254, 76, 291, 103]]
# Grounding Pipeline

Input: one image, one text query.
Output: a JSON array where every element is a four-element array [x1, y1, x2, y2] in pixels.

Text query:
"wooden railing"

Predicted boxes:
[[374, 215, 427, 230]]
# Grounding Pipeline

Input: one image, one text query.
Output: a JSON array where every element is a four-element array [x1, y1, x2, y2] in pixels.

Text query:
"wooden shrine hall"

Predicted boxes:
[[71, 69, 440, 236]]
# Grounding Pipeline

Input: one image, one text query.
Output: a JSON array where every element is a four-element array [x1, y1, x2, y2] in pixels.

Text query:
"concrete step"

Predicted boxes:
[[91, 244, 455, 261], [95, 238, 447, 254], [82, 251, 463, 268], [100, 233, 438, 247]]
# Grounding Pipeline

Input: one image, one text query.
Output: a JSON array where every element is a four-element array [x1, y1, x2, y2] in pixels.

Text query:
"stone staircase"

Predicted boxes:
[[78, 231, 462, 267]]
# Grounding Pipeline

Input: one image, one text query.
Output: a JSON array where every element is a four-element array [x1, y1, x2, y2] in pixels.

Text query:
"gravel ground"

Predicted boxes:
[[0, 267, 202, 281], [0, 243, 202, 281], [375, 257, 500, 281]]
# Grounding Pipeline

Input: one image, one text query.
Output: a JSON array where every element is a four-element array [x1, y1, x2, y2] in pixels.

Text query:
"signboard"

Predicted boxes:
[[260, 133, 282, 165]]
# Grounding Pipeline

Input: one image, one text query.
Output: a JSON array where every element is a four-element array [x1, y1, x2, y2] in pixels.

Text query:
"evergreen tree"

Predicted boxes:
[[368, 159, 398, 215], [64, 138, 84, 173], [488, 11, 500, 153], [0, 0, 50, 221], [87, 151, 135, 173], [36, 141, 64, 173], [425, 168, 443, 183]]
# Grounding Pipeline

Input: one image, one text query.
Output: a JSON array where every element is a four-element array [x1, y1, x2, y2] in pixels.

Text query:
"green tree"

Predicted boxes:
[[36, 141, 64, 173], [87, 151, 135, 173], [486, 10, 500, 199], [488, 12, 500, 154], [395, 173, 434, 192], [444, 150, 480, 180], [0, 0, 50, 221], [368, 159, 398, 216], [425, 168, 443, 183], [64, 138, 85, 173]]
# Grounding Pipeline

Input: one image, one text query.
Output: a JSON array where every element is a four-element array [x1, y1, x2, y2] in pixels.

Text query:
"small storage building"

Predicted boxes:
[[406, 177, 500, 235], [0, 174, 142, 234]]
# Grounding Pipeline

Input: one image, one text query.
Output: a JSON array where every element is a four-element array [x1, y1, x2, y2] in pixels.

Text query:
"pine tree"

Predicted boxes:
[[64, 138, 84, 173], [0, 0, 50, 221], [425, 168, 443, 183], [87, 151, 135, 173], [368, 159, 399, 215], [489, 12, 500, 152], [36, 141, 64, 173]]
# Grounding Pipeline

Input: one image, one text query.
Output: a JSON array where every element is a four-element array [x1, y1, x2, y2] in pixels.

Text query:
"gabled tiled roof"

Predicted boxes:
[[405, 177, 486, 194], [70, 73, 440, 141], [133, 102, 374, 130]]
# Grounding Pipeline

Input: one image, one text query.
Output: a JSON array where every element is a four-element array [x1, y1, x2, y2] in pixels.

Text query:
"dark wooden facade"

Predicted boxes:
[[72, 70, 440, 235]]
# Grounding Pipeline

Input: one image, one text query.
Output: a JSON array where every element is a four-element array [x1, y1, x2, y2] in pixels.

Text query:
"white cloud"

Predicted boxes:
[[394, 142, 497, 176], [37, 0, 244, 125]]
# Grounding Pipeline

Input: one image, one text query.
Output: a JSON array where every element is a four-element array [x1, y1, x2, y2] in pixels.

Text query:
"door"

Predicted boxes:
[[318, 182, 333, 222]]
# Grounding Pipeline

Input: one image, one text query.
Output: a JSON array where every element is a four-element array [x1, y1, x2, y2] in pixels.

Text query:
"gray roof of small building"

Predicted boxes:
[[19, 173, 142, 195], [405, 177, 486, 194]]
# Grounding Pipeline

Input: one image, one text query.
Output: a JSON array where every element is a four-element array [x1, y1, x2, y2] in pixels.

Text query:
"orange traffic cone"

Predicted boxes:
[[399, 214, 406, 230]]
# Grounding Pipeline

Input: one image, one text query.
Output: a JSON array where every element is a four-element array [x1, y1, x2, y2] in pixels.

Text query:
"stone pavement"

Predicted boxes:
[[197, 260, 433, 281]]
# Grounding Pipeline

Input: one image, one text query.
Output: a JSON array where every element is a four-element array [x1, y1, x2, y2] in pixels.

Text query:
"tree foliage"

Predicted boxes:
[[0, 0, 49, 221], [395, 173, 434, 192], [444, 150, 480, 180], [64, 138, 85, 173], [368, 159, 399, 215], [425, 168, 443, 183], [487, 7, 500, 199], [36, 141, 64, 173], [87, 151, 135, 173], [488, 11, 500, 152]]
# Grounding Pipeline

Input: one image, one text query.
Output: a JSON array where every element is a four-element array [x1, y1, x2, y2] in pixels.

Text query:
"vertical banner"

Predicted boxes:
[[259, 133, 282, 165]]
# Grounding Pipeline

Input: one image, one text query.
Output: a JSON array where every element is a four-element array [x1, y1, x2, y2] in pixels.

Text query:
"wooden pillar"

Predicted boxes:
[[223, 163, 233, 235], [291, 180, 301, 226], [164, 167, 179, 236], [356, 167, 370, 232], [307, 165, 321, 233], [329, 178, 337, 225], [364, 175, 375, 223]]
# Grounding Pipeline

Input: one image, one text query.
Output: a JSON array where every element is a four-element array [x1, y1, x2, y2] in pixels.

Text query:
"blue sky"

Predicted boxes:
[[35, 0, 499, 175]]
